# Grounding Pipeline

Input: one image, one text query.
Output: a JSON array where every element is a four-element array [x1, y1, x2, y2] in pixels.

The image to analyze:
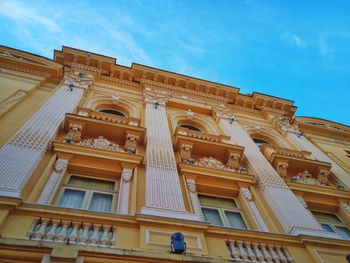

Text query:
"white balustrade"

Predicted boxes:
[[25, 217, 116, 247]]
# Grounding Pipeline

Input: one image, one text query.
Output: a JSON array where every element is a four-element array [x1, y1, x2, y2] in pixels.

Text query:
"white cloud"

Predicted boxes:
[[292, 35, 308, 49], [0, 1, 61, 32]]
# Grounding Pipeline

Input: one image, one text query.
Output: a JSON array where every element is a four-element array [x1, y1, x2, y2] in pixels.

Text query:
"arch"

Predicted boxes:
[[246, 126, 291, 149], [84, 95, 139, 118], [170, 111, 219, 135]]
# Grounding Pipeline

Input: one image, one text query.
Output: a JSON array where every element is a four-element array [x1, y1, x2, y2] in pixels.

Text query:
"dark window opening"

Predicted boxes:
[[99, 109, 126, 117], [179, 124, 202, 132]]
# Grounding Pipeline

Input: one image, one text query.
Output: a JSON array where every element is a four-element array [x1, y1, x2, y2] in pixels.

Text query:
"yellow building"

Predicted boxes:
[[0, 45, 350, 263]]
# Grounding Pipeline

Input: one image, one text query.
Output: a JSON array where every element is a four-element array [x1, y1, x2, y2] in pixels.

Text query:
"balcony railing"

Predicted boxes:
[[25, 217, 116, 248], [175, 126, 230, 144], [77, 107, 140, 126], [261, 144, 311, 161], [227, 240, 294, 262]]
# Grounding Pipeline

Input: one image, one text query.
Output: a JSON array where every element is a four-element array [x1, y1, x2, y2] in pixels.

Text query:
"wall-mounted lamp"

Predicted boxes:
[[78, 72, 84, 78], [229, 117, 235, 124], [296, 131, 303, 138], [171, 232, 186, 254], [69, 84, 75, 91], [154, 102, 160, 109]]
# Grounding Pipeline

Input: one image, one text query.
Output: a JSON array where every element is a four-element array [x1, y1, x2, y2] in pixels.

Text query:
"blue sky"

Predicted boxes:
[[1, 0, 349, 125]]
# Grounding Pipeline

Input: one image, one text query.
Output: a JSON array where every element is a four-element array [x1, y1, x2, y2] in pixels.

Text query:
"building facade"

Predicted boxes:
[[0, 45, 350, 262]]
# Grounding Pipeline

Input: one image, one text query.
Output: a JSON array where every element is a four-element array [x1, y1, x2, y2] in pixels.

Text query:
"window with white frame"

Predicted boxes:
[[57, 175, 118, 213], [199, 195, 247, 229], [312, 211, 350, 240]]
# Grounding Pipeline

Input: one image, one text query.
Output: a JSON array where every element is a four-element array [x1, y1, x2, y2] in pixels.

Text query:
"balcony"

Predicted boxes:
[[261, 144, 345, 191], [174, 127, 246, 172], [174, 127, 253, 197]]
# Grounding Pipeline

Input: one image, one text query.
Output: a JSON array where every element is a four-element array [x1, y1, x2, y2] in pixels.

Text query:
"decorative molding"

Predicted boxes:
[[0, 90, 27, 109], [117, 168, 133, 214], [38, 159, 68, 205]]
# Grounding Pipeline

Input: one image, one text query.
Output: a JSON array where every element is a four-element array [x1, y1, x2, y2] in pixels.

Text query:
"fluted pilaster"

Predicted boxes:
[[117, 168, 133, 214], [214, 107, 336, 237], [0, 72, 92, 198], [37, 158, 68, 204]]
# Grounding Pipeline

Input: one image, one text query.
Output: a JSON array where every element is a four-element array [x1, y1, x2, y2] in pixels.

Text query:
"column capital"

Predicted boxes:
[[63, 71, 93, 92], [212, 106, 236, 123], [186, 178, 197, 193], [143, 88, 169, 107], [121, 168, 133, 182], [54, 158, 68, 173], [274, 115, 303, 137]]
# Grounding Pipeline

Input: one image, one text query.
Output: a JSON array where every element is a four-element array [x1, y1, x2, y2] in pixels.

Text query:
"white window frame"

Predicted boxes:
[[56, 174, 119, 213], [199, 195, 248, 229], [312, 210, 350, 240]]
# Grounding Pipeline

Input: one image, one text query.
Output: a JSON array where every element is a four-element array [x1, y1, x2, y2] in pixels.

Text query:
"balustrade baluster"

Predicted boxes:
[[275, 245, 287, 263], [100, 225, 111, 247], [245, 241, 258, 263], [57, 220, 71, 242], [25, 217, 40, 239], [228, 241, 241, 260], [33, 218, 50, 240], [69, 222, 81, 244], [79, 223, 92, 245], [90, 224, 102, 245], [260, 243, 273, 263], [45, 219, 60, 241]]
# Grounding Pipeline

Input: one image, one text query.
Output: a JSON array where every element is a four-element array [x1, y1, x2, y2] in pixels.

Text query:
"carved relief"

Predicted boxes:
[[143, 88, 168, 106], [276, 162, 289, 178], [180, 144, 193, 162], [124, 134, 138, 154], [187, 180, 196, 193], [317, 170, 330, 186], [186, 109, 194, 120], [64, 123, 82, 143], [0, 90, 27, 109], [70, 135, 126, 153], [240, 187, 253, 201], [121, 169, 133, 182], [226, 153, 241, 170], [290, 170, 334, 188], [54, 159, 68, 173]]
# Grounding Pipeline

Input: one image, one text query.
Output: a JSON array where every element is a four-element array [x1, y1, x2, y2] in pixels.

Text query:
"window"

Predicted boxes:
[[252, 138, 271, 150], [57, 175, 118, 213], [199, 195, 247, 229], [312, 211, 350, 240], [98, 109, 126, 117], [179, 124, 202, 132]]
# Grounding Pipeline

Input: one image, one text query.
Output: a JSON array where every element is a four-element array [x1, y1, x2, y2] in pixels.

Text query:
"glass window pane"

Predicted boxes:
[[335, 226, 350, 240], [89, 193, 113, 212], [202, 208, 223, 226], [321, 224, 334, 233], [68, 176, 114, 191], [312, 212, 342, 224], [199, 195, 237, 208], [59, 189, 85, 209], [225, 211, 247, 229]]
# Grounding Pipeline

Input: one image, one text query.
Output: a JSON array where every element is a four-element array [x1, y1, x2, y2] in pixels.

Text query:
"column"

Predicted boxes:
[[214, 107, 336, 237], [38, 158, 68, 204], [239, 187, 269, 232], [117, 168, 133, 214], [142, 89, 196, 220], [276, 117, 349, 183], [186, 179, 204, 220], [0, 71, 93, 198]]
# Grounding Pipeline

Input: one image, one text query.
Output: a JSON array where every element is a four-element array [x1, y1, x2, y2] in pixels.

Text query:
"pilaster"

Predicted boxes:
[[213, 106, 337, 238], [117, 168, 133, 214], [186, 179, 205, 220], [0, 71, 93, 198], [37, 158, 68, 204], [239, 187, 269, 232]]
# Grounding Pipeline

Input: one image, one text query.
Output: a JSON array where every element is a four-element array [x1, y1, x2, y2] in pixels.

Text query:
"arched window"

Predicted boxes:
[[252, 138, 271, 150], [179, 124, 202, 132], [98, 109, 126, 117]]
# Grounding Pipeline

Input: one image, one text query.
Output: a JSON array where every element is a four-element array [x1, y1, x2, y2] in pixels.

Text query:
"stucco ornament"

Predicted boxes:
[[317, 170, 330, 186], [75, 136, 125, 153], [111, 94, 121, 104], [187, 181, 197, 193], [121, 169, 133, 182], [180, 144, 193, 162], [124, 134, 138, 154], [276, 162, 289, 178], [291, 170, 334, 188], [54, 159, 68, 173], [194, 156, 235, 172], [64, 123, 82, 143], [226, 153, 241, 170], [275, 115, 301, 136], [186, 109, 194, 120]]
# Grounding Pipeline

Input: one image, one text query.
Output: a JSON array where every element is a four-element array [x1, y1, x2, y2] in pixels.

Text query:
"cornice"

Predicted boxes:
[[0, 63, 50, 78]]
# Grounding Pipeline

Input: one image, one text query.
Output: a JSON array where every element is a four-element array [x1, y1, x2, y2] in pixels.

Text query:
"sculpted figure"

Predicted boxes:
[[226, 153, 240, 170], [317, 170, 330, 186], [180, 144, 192, 161], [276, 162, 288, 178], [64, 123, 82, 143], [124, 134, 138, 154]]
